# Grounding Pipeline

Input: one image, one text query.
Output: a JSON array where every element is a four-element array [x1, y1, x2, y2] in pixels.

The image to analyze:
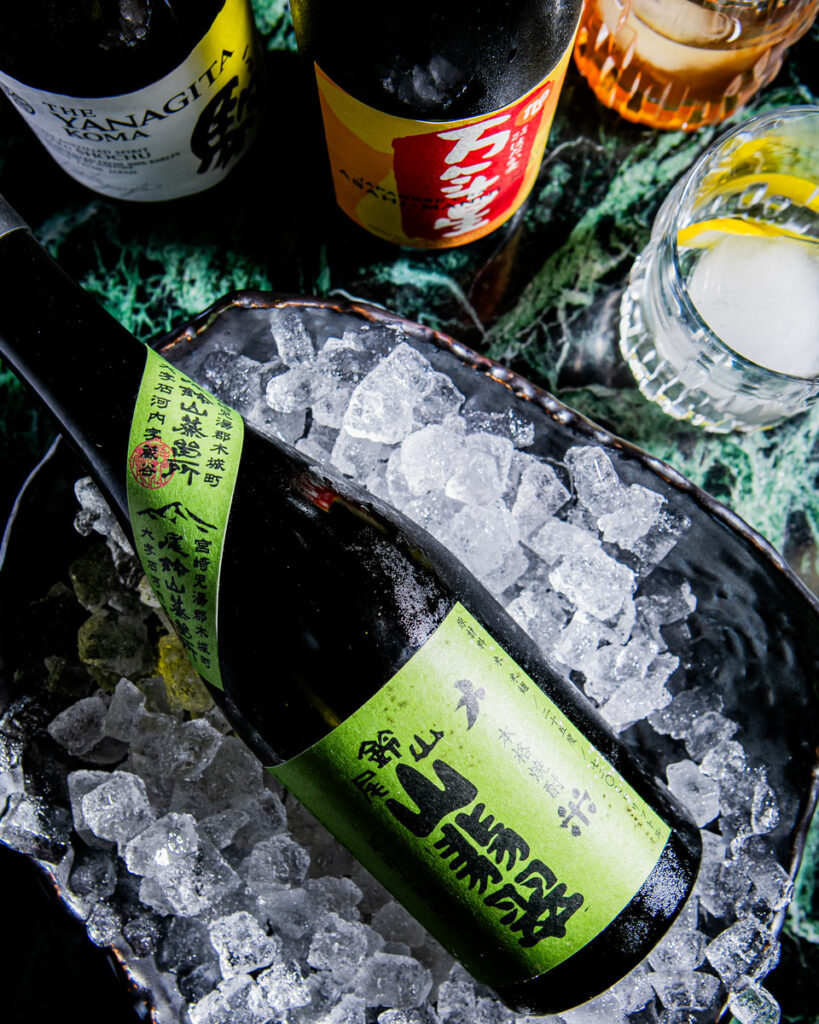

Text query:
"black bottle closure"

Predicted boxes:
[[0, 196, 701, 1014]]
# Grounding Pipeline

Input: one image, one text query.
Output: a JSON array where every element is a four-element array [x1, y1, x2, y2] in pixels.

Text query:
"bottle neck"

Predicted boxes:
[[0, 224, 145, 530]]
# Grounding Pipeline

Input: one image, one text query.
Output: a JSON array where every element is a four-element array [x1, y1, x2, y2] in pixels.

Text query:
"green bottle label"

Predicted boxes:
[[126, 346, 244, 689], [272, 603, 671, 988]]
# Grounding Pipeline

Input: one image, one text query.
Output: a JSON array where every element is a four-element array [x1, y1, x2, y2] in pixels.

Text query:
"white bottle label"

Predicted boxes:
[[0, 0, 261, 201]]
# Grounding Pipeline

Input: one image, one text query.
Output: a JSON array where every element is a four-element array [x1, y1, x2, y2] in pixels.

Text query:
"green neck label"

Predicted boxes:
[[272, 603, 671, 988], [126, 346, 244, 689]]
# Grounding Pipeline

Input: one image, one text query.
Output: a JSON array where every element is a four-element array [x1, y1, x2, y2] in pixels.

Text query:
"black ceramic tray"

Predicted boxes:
[[1, 293, 818, 1024]]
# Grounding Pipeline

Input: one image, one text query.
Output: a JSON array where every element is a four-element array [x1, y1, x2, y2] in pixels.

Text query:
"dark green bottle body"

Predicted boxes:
[[0, 211, 701, 1015]]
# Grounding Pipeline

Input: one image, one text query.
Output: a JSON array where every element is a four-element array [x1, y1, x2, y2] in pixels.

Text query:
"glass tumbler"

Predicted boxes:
[[619, 106, 819, 433], [573, 0, 819, 130]]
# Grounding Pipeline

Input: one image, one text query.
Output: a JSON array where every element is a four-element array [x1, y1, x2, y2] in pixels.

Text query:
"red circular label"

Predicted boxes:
[[129, 438, 175, 489]]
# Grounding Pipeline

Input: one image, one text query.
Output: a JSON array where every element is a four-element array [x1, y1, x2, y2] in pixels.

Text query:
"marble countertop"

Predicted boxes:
[[0, 3, 817, 1021]]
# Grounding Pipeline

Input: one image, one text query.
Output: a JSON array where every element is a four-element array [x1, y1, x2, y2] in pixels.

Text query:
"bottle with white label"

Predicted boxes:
[[290, 0, 583, 249], [0, 0, 264, 202]]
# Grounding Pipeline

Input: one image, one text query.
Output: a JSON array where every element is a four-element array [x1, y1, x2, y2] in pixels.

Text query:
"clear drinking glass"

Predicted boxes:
[[619, 106, 819, 433], [573, 0, 819, 130]]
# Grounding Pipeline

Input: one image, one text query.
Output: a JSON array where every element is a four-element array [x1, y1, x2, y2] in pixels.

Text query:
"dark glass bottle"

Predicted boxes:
[[0, 196, 701, 1014], [290, 0, 583, 249], [0, 0, 263, 200]]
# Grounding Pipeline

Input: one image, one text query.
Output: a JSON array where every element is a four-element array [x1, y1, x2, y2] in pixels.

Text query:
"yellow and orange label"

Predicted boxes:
[[315, 48, 574, 249]]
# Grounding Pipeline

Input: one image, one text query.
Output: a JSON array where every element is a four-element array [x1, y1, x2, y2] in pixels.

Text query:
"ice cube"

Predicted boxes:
[[629, 506, 691, 568], [565, 446, 625, 516], [505, 584, 571, 656], [122, 913, 164, 957], [270, 308, 317, 365], [750, 778, 780, 835], [262, 888, 317, 938], [462, 407, 536, 448], [257, 960, 312, 1013], [199, 350, 265, 413], [436, 972, 477, 1024], [647, 917, 707, 973], [216, 974, 273, 1024], [313, 382, 355, 430], [188, 988, 230, 1024], [47, 694, 108, 756], [0, 792, 71, 861], [331, 429, 391, 479], [68, 847, 117, 900], [599, 652, 676, 731], [344, 343, 461, 444], [245, 834, 311, 897], [705, 916, 780, 986], [80, 771, 155, 844], [597, 484, 665, 550], [265, 365, 316, 413], [399, 421, 464, 496], [743, 839, 794, 911], [209, 910, 282, 978], [684, 711, 739, 761], [648, 686, 723, 739], [123, 812, 199, 877], [156, 839, 242, 917], [353, 952, 433, 1009], [687, 233, 819, 377], [200, 737, 265, 809], [306, 875, 364, 919], [157, 916, 217, 972], [200, 808, 251, 850], [552, 612, 609, 674], [525, 518, 598, 567], [307, 912, 370, 982], [609, 962, 656, 1013], [549, 546, 635, 621], [728, 979, 782, 1024], [441, 500, 520, 579], [482, 542, 530, 598], [102, 678, 147, 742], [85, 901, 122, 947], [511, 458, 571, 538], [562, 990, 628, 1024], [444, 433, 514, 505], [163, 718, 223, 781], [228, 788, 288, 852], [648, 968, 721, 1010], [665, 759, 721, 826]]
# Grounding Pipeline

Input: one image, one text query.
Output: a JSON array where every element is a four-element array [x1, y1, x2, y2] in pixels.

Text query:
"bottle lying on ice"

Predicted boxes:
[[0, 194, 700, 1014], [0, 0, 264, 201], [290, 0, 583, 249]]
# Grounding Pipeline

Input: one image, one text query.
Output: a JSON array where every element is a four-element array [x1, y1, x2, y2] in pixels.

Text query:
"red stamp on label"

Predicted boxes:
[[129, 438, 175, 489]]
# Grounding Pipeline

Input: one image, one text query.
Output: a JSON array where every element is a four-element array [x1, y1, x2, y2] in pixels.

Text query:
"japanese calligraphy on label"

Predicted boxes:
[[271, 603, 670, 987], [0, 0, 261, 200], [126, 346, 244, 689], [314, 43, 574, 249]]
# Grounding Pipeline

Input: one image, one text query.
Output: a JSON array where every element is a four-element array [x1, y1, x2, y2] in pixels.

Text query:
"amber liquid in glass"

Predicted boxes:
[[573, 0, 819, 130]]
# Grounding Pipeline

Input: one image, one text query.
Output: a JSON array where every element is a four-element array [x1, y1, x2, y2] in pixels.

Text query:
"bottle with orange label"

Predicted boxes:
[[290, 0, 583, 250]]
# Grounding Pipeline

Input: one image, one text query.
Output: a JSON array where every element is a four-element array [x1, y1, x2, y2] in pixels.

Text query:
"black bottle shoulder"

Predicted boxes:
[[291, 0, 582, 119], [0, 0, 227, 96]]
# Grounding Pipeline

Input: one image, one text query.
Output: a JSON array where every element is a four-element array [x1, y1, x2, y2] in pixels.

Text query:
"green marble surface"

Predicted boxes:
[[0, 3, 817, 1021]]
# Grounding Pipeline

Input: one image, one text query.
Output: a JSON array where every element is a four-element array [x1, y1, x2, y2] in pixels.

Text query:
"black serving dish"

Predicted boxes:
[[1, 293, 818, 1024]]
